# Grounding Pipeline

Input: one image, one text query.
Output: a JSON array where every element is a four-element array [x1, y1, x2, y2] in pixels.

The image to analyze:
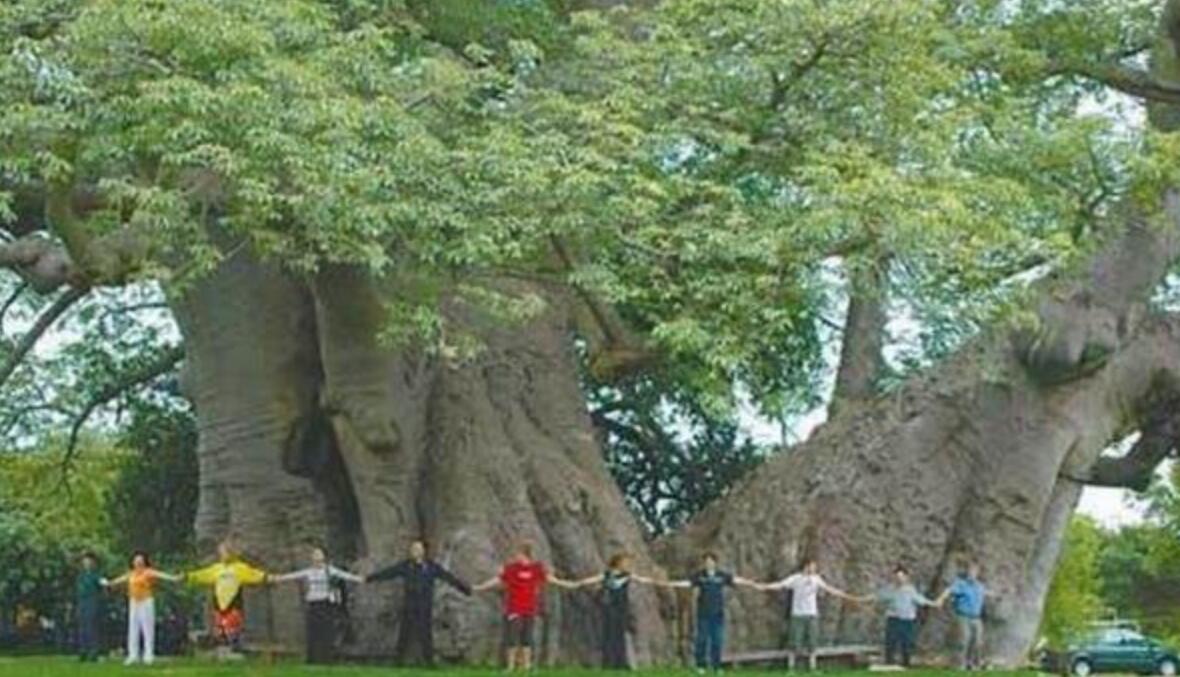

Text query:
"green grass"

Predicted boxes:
[[0, 657, 1038, 677]]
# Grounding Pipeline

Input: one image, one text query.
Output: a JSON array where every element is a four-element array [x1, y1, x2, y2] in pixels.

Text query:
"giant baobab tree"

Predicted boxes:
[[4, 0, 1180, 666]]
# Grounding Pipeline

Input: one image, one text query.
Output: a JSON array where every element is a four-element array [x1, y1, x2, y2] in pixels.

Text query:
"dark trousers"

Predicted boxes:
[[395, 606, 435, 666], [602, 610, 629, 669], [77, 604, 101, 661], [694, 614, 725, 670], [306, 601, 337, 664], [884, 617, 917, 666]]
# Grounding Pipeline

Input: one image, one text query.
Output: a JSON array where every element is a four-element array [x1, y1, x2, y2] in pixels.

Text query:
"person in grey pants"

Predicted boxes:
[[938, 561, 991, 670], [757, 559, 861, 670], [858, 565, 941, 667]]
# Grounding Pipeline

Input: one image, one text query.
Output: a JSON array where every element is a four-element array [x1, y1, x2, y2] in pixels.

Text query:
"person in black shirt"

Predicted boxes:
[[568, 552, 661, 670], [664, 552, 758, 674], [367, 540, 471, 666]]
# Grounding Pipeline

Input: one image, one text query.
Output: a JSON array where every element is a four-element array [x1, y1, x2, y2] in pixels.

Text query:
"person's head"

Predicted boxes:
[[81, 552, 97, 571], [701, 551, 719, 571], [310, 546, 327, 566], [893, 565, 910, 584], [608, 553, 631, 573], [802, 558, 818, 575], [515, 540, 535, 563], [130, 551, 151, 570], [409, 540, 426, 562], [217, 541, 235, 563], [965, 562, 980, 579]]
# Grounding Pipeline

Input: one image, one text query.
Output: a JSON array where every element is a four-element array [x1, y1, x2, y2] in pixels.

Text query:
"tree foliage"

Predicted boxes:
[[0, 442, 123, 625], [105, 402, 198, 562], [1040, 516, 1106, 647]]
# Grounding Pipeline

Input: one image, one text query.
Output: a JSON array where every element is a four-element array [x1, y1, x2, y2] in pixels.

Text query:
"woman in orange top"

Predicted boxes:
[[104, 552, 179, 665]]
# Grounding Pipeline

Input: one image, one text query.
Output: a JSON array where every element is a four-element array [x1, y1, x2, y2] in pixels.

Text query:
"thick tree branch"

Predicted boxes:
[[551, 236, 657, 379], [1066, 378, 1180, 491], [3, 181, 150, 290], [0, 282, 28, 336], [1061, 62, 1180, 105], [0, 286, 88, 389], [1014, 192, 1180, 384], [831, 253, 889, 411], [63, 344, 186, 464], [0, 235, 81, 293]]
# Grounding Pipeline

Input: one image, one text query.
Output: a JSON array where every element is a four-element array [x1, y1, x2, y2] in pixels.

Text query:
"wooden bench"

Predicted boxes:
[[723, 644, 880, 669]]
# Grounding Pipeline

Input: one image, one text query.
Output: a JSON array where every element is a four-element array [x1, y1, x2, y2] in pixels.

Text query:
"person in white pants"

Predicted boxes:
[[104, 552, 179, 665]]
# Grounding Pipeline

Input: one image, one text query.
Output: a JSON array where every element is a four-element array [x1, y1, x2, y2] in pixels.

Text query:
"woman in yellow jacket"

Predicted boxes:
[[186, 542, 269, 660]]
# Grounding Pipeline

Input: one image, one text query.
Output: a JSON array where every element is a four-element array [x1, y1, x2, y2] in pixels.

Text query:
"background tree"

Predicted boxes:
[[105, 403, 198, 561], [1039, 517, 1106, 647]]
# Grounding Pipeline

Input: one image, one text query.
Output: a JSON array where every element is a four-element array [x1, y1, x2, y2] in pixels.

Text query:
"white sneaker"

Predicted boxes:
[[123, 657, 138, 666]]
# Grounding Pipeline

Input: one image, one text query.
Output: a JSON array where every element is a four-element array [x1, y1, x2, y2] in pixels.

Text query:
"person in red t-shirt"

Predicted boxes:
[[474, 540, 577, 671]]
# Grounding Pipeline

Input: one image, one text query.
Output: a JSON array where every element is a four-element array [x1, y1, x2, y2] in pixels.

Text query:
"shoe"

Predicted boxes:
[[123, 657, 138, 666]]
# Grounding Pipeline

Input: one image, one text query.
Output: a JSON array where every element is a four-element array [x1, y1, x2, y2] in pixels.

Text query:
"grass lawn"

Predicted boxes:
[[0, 657, 1039, 677]]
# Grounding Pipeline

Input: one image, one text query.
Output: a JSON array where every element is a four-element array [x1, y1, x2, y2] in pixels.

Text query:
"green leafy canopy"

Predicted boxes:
[[3, 0, 1179, 422]]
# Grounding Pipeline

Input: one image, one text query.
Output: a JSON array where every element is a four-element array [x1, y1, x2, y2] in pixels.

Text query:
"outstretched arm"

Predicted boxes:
[[151, 569, 181, 583], [433, 564, 472, 595], [329, 566, 365, 585], [270, 569, 310, 584], [235, 562, 270, 586], [572, 574, 606, 588], [915, 590, 940, 608], [649, 578, 692, 589], [757, 574, 795, 592], [472, 576, 501, 593], [366, 561, 407, 584], [547, 573, 581, 590], [733, 575, 760, 588], [935, 587, 952, 606], [818, 577, 858, 602], [103, 573, 128, 587], [185, 564, 220, 586]]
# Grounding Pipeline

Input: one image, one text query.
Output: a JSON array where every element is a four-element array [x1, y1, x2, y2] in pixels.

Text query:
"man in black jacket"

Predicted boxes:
[[367, 540, 472, 666]]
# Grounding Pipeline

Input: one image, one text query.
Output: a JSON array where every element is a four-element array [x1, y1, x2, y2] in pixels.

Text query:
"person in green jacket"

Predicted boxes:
[[75, 551, 104, 662]]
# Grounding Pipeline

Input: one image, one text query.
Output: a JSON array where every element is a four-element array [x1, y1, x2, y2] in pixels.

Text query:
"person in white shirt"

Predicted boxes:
[[757, 559, 861, 670], [272, 546, 364, 664]]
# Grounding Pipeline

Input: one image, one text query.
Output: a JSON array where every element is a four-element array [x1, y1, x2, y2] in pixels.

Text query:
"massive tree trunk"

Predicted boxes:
[[171, 200, 1180, 667], [658, 196, 1180, 667], [171, 258, 675, 664]]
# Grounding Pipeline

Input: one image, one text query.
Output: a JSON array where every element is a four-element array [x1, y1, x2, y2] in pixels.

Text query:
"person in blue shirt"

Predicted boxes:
[[937, 561, 989, 670], [663, 552, 758, 674]]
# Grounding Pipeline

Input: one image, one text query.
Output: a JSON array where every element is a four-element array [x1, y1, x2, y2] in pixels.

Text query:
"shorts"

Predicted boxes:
[[504, 615, 536, 649], [789, 616, 819, 654]]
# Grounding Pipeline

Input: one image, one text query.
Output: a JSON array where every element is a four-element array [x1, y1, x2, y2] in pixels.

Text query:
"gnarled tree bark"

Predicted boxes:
[[656, 193, 1180, 667], [169, 258, 675, 664]]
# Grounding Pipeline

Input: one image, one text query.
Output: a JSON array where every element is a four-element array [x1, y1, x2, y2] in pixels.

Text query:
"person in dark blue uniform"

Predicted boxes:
[[664, 552, 758, 674], [367, 540, 471, 666]]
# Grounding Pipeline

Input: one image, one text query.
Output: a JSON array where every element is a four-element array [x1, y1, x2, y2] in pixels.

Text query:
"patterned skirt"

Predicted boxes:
[[213, 607, 244, 645]]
